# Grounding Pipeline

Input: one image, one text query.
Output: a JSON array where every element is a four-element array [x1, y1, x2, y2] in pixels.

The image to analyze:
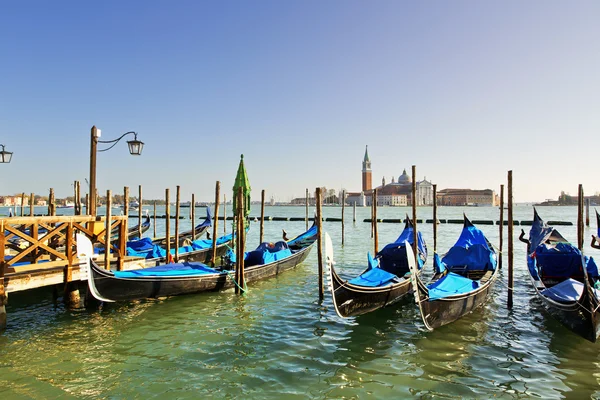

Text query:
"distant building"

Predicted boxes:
[[437, 188, 498, 206]]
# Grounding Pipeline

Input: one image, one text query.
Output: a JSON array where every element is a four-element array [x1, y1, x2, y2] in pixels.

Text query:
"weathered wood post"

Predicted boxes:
[[260, 189, 265, 244], [0, 220, 7, 330], [29, 193, 34, 217], [175, 185, 180, 262], [48, 188, 55, 216], [85, 194, 89, 216], [353, 201, 356, 223], [433, 184, 437, 253], [412, 166, 418, 267], [75, 181, 81, 215], [305, 188, 309, 230], [373, 188, 378, 255], [586, 197, 590, 227], [124, 186, 129, 237], [499, 184, 504, 270], [191, 194, 196, 241], [20, 193, 25, 216], [508, 171, 514, 309], [153, 201, 157, 238], [370, 192, 374, 238], [239, 188, 246, 292], [138, 185, 143, 239], [165, 189, 171, 261], [341, 190, 345, 246], [235, 187, 246, 294], [211, 182, 220, 267], [578, 184, 584, 250], [316, 187, 324, 301], [223, 194, 227, 234], [64, 221, 80, 308], [104, 190, 112, 270]]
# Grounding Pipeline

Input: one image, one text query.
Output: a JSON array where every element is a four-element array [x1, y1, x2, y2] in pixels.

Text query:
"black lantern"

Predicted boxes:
[[0, 144, 13, 163], [127, 134, 144, 156]]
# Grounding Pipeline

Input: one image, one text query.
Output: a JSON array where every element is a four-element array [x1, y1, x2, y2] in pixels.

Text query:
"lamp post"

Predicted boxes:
[[0, 144, 13, 163], [89, 126, 144, 216]]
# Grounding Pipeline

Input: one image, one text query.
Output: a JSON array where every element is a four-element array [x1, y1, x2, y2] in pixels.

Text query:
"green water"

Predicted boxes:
[[1, 205, 600, 398]]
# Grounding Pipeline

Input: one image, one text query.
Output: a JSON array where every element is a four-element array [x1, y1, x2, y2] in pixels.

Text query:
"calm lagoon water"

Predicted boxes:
[[1, 205, 600, 399]]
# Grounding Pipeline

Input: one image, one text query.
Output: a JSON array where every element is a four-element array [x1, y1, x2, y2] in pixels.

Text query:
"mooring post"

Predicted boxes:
[[48, 188, 54, 217], [586, 197, 590, 227], [104, 190, 112, 270], [223, 194, 227, 234], [499, 184, 504, 270], [175, 185, 180, 263], [138, 185, 143, 239], [508, 171, 514, 309], [29, 193, 34, 217], [373, 188, 378, 254], [75, 181, 81, 215], [370, 192, 374, 238], [578, 184, 584, 250], [153, 201, 157, 238], [239, 189, 246, 292], [191, 193, 196, 241], [260, 189, 265, 244], [341, 190, 345, 246], [124, 186, 129, 235], [353, 202, 356, 223], [412, 166, 418, 268], [64, 222, 80, 308], [305, 188, 309, 230], [0, 220, 7, 331], [20, 193, 25, 216], [433, 184, 437, 254], [211, 182, 220, 267], [235, 187, 244, 294], [85, 194, 89, 216], [316, 187, 324, 301], [165, 189, 171, 261]]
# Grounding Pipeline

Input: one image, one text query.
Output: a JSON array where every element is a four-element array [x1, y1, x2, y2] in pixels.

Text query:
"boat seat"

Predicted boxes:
[[479, 270, 494, 284]]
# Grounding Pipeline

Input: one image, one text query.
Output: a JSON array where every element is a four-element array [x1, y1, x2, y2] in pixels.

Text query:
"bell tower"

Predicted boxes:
[[362, 145, 372, 192]]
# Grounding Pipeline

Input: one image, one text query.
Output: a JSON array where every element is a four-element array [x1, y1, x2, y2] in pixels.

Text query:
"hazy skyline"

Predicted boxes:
[[1, 1, 598, 203]]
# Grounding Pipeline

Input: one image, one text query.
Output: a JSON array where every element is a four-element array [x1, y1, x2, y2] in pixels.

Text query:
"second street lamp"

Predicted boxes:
[[0, 144, 13, 163]]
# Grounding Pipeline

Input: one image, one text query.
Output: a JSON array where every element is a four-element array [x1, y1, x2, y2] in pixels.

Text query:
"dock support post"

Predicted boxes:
[[433, 184, 437, 254], [341, 190, 345, 246], [211, 182, 220, 267], [508, 171, 514, 309], [165, 189, 171, 261], [412, 166, 418, 268], [305, 188, 309, 230], [260, 190, 265, 244], [104, 190, 112, 270], [124, 186, 129, 234], [499, 184, 504, 270], [64, 222, 80, 308], [175, 185, 180, 262], [0, 221, 6, 331], [29, 193, 34, 217], [138, 185, 143, 239], [316, 187, 324, 301]]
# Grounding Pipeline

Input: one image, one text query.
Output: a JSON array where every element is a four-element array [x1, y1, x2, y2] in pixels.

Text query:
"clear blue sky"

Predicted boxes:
[[1, 1, 598, 203]]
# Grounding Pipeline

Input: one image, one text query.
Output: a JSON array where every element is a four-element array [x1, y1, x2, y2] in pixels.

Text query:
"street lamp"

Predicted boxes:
[[0, 144, 13, 163], [89, 126, 144, 216]]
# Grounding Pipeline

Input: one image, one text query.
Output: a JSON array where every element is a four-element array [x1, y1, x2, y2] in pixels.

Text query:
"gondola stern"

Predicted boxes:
[[405, 241, 433, 330]]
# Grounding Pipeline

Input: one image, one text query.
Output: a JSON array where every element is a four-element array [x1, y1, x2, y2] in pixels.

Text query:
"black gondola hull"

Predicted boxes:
[[88, 243, 314, 302]]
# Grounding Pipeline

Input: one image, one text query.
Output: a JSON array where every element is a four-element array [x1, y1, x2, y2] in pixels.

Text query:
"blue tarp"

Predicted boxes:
[[440, 218, 497, 272], [376, 219, 427, 275], [349, 266, 399, 287], [245, 241, 292, 267], [114, 261, 218, 278], [287, 223, 318, 248], [428, 272, 479, 301]]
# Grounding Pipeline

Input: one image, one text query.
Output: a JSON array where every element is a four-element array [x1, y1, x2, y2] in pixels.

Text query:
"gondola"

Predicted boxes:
[[521, 209, 600, 342], [408, 215, 498, 330], [84, 222, 318, 302], [150, 207, 212, 247], [326, 217, 427, 318], [126, 231, 235, 267], [116, 213, 151, 240]]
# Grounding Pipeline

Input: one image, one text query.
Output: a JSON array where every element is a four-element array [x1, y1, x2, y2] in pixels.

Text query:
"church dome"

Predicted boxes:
[[398, 169, 411, 184]]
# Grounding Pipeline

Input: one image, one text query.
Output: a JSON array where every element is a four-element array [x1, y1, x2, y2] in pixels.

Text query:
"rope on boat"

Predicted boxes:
[[226, 270, 248, 293]]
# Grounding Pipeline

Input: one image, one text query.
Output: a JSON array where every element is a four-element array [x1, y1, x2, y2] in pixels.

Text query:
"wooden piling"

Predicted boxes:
[[433, 184, 437, 253], [175, 185, 180, 262], [260, 189, 265, 244], [29, 193, 34, 217], [104, 190, 112, 270], [124, 186, 130, 237], [235, 187, 246, 294], [153, 201, 157, 238], [370, 193, 374, 238], [48, 188, 54, 217], [0, 220, 6, 330], [165, 189, 171, 261], [305, 188, 309, 230], [239, 189, 246, 292], [191, 193, 196, 241], [373, 188, 378, 254], [20, 193, 25, 216], [211, 182, 220, 267], [341, 190, 345, 246], [85, 194, 89, 216], [578, 184, 584, 250], [586, 197, 590, 227], [138, 185, 143, 239], [508, 171, 514, 309], [499, 184, 504, 270], [353, 202, 356, 223], [412, 166, 418, 268], [316, 187, 324, 301], [75, 181, 81, 215], [64, 222, 80, 308]]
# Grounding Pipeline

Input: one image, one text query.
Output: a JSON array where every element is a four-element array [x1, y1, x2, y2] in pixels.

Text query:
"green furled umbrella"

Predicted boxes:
[[232, 154, 251, 221]]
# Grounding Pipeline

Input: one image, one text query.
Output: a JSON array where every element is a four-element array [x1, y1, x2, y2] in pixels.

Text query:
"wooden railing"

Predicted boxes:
[[0, 215, 128, 298]]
